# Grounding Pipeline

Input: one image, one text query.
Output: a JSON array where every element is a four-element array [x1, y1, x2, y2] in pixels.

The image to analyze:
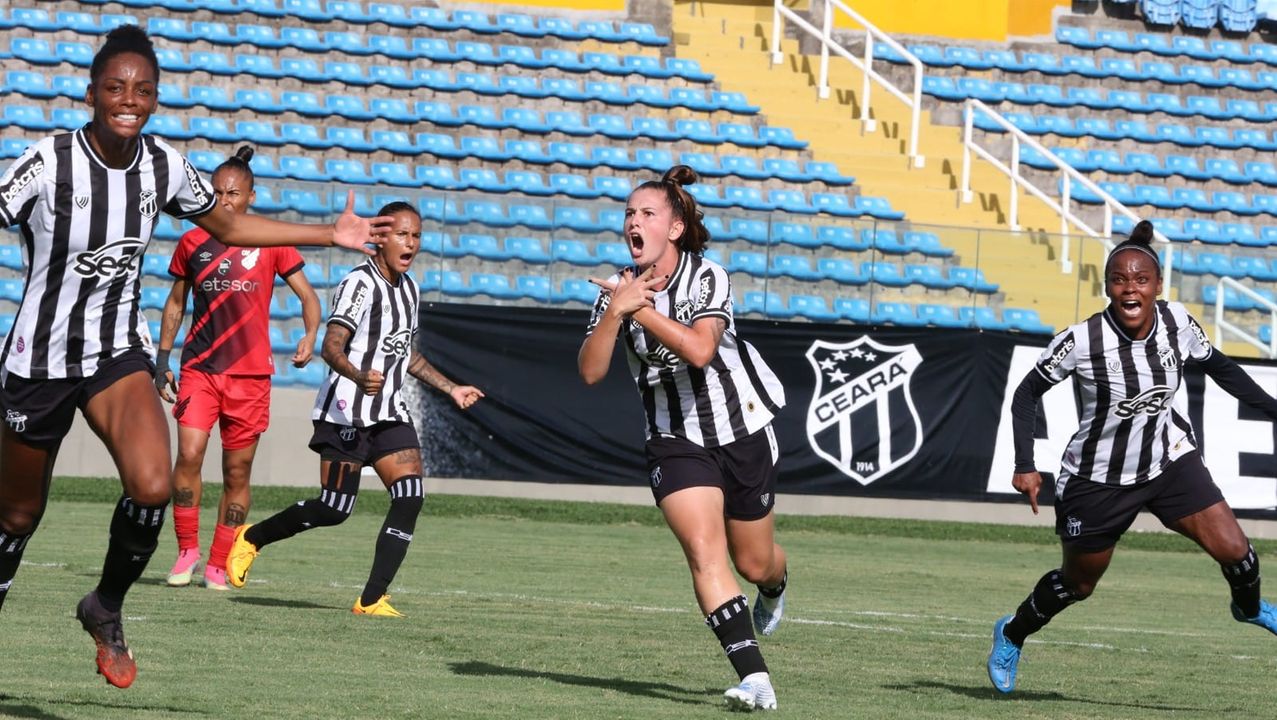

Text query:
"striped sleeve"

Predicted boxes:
[[1174, 303, 1214, 362], [688, 261, 731, 323], [1034, 328, 1078, 383], [0, 142, 49, 227], [158, 142, 216, 219], [584, 272, 619, 336], [329, 272, 372, 331]]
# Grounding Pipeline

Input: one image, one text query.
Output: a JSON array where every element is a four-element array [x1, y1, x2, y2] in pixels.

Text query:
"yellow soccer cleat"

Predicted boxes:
[[225, 524, 259, 589], [352, 595, 405, 618]]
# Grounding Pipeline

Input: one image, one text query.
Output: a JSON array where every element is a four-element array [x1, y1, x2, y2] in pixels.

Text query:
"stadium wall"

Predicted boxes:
[[827, 0, 1069, 40]]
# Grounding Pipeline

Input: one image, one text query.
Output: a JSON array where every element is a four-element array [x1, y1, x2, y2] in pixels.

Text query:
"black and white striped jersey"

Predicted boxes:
[[0, 127, 215, 379], [313, 259, 419, 427], [586, 251, 786, 448], [1033, 300, 1212, 487]]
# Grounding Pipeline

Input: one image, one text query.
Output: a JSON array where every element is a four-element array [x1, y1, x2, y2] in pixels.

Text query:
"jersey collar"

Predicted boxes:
[[1102, 301, 1162, 343], [365, 257, 404, 289], [76, 124, 142, 172]]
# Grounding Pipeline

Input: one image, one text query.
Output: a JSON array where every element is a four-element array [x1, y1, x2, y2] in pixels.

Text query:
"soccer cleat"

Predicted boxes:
[[203, 566, 229, 591], [76, 591, 136, 689], [753, 589, 785, 637], [723, 672, 777, 711], [352, 595, 405, 618], [225, 524, 259, 589], [987, 615, 1021, 693], [1232, 599, 1277, 636], [165, 548, 201, 587]]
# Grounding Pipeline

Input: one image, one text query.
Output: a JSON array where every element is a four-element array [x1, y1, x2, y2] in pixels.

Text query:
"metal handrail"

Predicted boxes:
[[1214, 276, 1277, 358], [960, 99, 1173, 291], [770, 0, 925, 168]]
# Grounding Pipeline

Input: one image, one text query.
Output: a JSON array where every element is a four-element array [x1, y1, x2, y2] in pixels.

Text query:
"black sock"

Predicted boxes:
[[247, 491, 355, 549], [758, 569, 787, 599], [1004, 569, 1082, 647], [97, 497, 166, 612], [1222, 545, 1261, 619], [0, 530, 34, 612], [360, 476, 424, 606], [706, 595, 768, 680]]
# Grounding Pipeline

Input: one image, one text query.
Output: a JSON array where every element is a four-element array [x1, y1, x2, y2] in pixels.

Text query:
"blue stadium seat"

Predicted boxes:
[[905, 264, 957, 289], [507, 203, 553, 231], [550, 278, 599, 305], [872, 302, 925, 327], [773, 223, 819, 249], [917, 304, 967, 328], [770, 255, 822, 281], [816, 258, 865, 285], [949, 267, 999, 293], [1002, 308, 1054, 334], [788, 295, 840, 323]]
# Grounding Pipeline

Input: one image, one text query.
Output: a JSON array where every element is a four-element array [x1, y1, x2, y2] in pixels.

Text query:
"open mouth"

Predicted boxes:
[[628, 232, 644, 257], [112, 113, 142, 127]]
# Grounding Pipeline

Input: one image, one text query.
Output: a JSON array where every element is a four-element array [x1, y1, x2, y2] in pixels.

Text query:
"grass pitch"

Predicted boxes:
[[0, 478, 1274, 719]]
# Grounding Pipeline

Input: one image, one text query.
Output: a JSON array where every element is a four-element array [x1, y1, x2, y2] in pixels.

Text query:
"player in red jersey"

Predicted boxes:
[[154, 146, 321, 590]]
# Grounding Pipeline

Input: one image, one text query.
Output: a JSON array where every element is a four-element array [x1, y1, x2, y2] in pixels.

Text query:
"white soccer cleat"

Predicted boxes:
[[753, 589, 785, 636], [723, 672, 777, 711]]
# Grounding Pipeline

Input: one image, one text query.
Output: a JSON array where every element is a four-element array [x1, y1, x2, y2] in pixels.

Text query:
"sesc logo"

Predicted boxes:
[[73, 238, 145, 279], [1114, 385, 1174, 418], [380, 329, 412, 357]]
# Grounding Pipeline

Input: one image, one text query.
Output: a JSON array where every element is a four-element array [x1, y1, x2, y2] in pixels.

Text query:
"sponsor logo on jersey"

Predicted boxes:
[[1188, 317, 1212, 350], [138, 189, 157, 218], [74, 195, 89, 209], [1041, 335, 1075, 377], [1107, 358, 1122, 374], [14, 336, 24, 354], [72, 238, 145, 279], [674, 299, 694, 324], [217, 258, 231, 275], [0, 158, 43, 206], [1114, 385, 1174, 418], [337, 399, 347, 411], [241, 248, 259, 270], [183, 159, 210, 207], [336, 283, 368, 321], [198, 277, 260, 293], [381, 329, 412, 357], [805, 336, 925, 485], [4, 409, 27, 433], [1158, 346, 1178, 371], [198, 251, 212, 263]]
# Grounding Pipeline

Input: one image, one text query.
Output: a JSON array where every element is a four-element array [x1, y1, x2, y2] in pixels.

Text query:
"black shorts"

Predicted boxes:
[[0, 350, 155, 447], [308, 420, 419, 466], [1054, 451, 1225, 552], [645, 425, 780, 521]]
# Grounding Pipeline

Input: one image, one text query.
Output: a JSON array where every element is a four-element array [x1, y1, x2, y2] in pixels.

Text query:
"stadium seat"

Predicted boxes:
[[872, 302, 925, 326], [949, 267, 999, 293], [916, 304, 967, 328], [1002, 308, 1054, 334]]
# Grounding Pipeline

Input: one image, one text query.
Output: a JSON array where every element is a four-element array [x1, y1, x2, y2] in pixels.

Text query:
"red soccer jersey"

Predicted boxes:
[[169, 227, 304, 376]]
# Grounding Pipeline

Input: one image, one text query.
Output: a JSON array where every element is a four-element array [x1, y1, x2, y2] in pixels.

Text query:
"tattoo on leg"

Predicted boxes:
[[392, 448, 421, 465], [174, 488, 196, 507], [224, 504, 247, 526]]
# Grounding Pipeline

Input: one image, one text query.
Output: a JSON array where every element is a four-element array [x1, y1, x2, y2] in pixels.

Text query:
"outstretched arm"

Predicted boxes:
[[194, 191, 391, 254], [1200, 352, 1277, 420], [407, 351, 483, 409]]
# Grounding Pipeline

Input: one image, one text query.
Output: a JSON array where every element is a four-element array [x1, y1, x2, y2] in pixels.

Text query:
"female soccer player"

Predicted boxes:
[[988, 220, 1277, 693], [0, 26, 388, 688], [225, 202, 483, 617], [578, 165, 789, 712], [155, 146, 321, 591]]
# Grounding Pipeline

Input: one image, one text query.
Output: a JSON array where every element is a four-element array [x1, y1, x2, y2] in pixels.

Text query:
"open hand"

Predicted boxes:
[[333, 190, 394, 256]]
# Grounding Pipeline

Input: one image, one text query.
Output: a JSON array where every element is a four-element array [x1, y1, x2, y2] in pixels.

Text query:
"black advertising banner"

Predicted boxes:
[[416, 303, 1277, 513]]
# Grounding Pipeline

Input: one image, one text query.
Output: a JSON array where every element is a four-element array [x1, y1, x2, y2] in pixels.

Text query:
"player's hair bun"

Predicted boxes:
[[662, 164, 700, 188], [233, 145, 255, 164], [1128, 219, 1155, 247]]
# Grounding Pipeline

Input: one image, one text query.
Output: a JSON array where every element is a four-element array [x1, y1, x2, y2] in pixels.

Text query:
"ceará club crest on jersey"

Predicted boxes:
[[805, 336, 924, 485]]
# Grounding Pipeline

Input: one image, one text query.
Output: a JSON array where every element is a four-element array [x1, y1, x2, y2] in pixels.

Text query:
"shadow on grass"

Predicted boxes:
[[449, 660, 717, 706], [883, 680, 1227, 713], [0, 693, 209, 719], [228, 596, 340, 610]]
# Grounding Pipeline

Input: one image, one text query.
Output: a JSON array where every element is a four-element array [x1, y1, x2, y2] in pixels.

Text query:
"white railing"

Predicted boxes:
[[960, 99, 1174, 290], [1214, 276, 1277, 358], [770, 0, 925, 168]]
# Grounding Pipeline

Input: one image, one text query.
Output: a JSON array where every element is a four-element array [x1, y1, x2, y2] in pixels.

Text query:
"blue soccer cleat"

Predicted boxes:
[[987, 615, 1021, 694], [1232, 599, 1277, 636]]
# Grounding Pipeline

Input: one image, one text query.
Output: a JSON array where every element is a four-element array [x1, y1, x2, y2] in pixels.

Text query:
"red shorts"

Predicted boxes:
[[173, 368, 271, 450]]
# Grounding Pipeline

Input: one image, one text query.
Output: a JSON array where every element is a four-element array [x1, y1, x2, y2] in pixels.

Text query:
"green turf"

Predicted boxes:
[[1, 481, 1274, 719]]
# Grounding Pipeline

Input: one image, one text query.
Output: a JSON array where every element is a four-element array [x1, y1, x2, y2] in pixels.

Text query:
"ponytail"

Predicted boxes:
[[213, 145, 255, 187]]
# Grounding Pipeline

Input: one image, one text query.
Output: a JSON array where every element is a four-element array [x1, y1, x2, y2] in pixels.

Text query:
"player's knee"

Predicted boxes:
[[0, 508, 42, 537], [732, 554, 774, 586], [128, 484, 171, 508], [1218, 537, 1253, 566], [1062, 576, 1097, 600], [388, 475, 424, 513], [310, 493, 356, 527], [175, 445, 205, 472], [222, 463, 251, 491]]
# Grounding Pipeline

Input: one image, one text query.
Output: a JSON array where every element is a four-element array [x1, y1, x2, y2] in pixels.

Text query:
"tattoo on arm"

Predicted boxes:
[[407, 352, 456, 394], [321, 324, 359, 380]]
